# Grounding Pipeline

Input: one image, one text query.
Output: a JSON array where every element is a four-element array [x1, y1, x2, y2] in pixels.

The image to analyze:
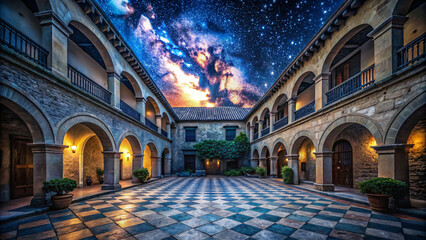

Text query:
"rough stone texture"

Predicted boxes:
[[407, 119, 426, 200], [0, 106, 32, 202], [118, 138, 133, 180], [83, 136, 103, 186], [298, 139, 316, 182]]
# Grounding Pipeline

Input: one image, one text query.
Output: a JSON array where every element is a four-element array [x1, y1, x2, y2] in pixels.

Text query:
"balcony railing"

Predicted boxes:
[[295, 101, 315, 120], [398, 33, 425, 70], [68, 65, 112, 104], [253, 132, 259, 140], [0, 18, 48, 68], [145, 118, 158, 132], [326, 64, 375, 105], [161, 129, 168, 138], [273, 116, 288, 131], [261, 127, 270, 136], [120, 100, 140, 121]]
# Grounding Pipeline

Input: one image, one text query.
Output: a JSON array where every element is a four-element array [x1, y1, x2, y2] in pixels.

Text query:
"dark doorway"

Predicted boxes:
[[205, 159, 221, 175], [11, 136, 33, 199], [332, 140, 353, 187], [161, 152, 165, 176], [277, 150, 287, 178], [184, 154, 196, 172], [266, 152, 270, 176]]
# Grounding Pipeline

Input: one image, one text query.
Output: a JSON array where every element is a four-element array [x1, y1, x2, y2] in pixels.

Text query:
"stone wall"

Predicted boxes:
[[83, 136, 103, 186], [118, 138, 133, 180], [298, 139, 316, 182], [407, 119, 426, 200]]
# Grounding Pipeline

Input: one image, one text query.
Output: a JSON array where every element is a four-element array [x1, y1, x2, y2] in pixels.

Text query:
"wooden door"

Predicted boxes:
[[184, 154, 196, 172], [11, 136, 33, 199], [332, 140, 353, 187]]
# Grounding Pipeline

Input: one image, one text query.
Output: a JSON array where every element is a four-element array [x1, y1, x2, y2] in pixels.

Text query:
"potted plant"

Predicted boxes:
[[256, 167, 266, 178], [358, 177, 408, 211], [96, 167, 104, 184], [86, 176, 92, 186], [282, 166, 294, 184], [43, 178, 77, 209], [133, 168, 150, 183]]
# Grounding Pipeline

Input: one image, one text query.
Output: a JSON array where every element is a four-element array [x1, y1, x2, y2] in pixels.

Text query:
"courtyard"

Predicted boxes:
[[1, 176, 425, 240]]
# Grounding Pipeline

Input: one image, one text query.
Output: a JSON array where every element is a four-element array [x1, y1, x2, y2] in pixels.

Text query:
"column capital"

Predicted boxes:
[[133, 154, 144, 158], [136, 97, 147, 103], [288, 98, 297, 104], [270, 112, 277, 116], [367, 15, 408, 39], [313, 151, 333, 158], [102, 151, 123, 157], [270, 156, 278, 161], [371, 144, 414, 154], [28, 143, 68, 153], [35, 10, 73, 36], [250, 158, 259, 161], [313, 73, 330, 83], [107, 72, 122, 79], [250, 125, 255, 129], [285, 154, 299, 161]]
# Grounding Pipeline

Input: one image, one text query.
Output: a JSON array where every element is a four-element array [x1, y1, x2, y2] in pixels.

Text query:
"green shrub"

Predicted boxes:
[[96, 167, 104, 177], [282, 166, 293, 184], [256, 167, 266, 176], [240, 166, 255, 174], [133, 168, 150, 183], [224, 169, 241, 176], [358, 177, 408, 198], [43, 178, 77, 196]]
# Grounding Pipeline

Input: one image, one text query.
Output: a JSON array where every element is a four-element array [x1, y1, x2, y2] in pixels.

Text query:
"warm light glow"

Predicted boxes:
[[217, 160, 220, 167], [285, 158, 288, 161], [71, 145, 77, 153], [126, 152, 131, 160], [206, 160, 210, 166], [369, 139, 377, 147]]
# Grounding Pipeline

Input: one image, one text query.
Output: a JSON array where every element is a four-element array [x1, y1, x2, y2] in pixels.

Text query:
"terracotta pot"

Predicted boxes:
[[367, 193, 390, 211], [51, 193, 73, 210]]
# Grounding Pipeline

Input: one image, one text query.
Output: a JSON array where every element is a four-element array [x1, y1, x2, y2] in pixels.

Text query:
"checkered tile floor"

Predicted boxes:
[[1, 177, 425, 240]]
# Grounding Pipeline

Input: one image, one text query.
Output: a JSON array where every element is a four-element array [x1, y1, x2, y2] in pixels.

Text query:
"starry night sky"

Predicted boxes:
[[97, 0, 344, 107]]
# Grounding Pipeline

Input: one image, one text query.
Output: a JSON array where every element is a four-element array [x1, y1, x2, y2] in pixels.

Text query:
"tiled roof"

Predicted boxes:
[[173, 107, 251, 121]]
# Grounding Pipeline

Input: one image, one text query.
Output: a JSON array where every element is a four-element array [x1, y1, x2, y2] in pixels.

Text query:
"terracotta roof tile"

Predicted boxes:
[[173, 107, 251, 121]]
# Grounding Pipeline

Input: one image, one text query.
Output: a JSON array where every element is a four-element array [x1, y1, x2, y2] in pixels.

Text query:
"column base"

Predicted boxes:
[[101, 184, 122, 190], [314, 183, 334, 191]]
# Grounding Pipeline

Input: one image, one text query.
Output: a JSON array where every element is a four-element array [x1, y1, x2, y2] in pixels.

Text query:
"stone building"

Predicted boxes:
[[0, 0, 425, 208]]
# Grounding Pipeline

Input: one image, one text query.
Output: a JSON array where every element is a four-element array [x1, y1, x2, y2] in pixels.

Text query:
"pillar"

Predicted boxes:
[[167, 123, 171, 138], [368, 16, 407, 81], [108, 73, 121, 109], [259, 158, 267, 169], [286, 154, 299, 185], [314, 73, 330, 110], [270, 112, 276, 131], [35, 11, 72, 78], [136, 97, 146, 124], [250, 126, 255, 141], [132, 154, 143, 183], [270, 156, 278, 177], [372, 144, 413, 183], [164, 157, 172, 176], [156, 115, 162, 134], [250, 158, 259, 168], [313, 152, 334, 191], [151, 156, 161, 178], [259, 120, 264, 136], [29, 143, 68, 207], [102, 151, 122, 190], [288, 99, 296, 123]]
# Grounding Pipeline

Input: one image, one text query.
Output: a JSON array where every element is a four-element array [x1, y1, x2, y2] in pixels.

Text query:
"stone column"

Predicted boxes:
[[29, 143, 68, 207], [164, 157, 172, 176], [314, 73, 330, 110], [313, 152, 334, 191], [270, 112, 276, 131], [368, 16, 407, 82], [258, 120, 264, 136], [288, 99, 296, 123], [250, 126, 255, 141], [108, 73, 121, 109], [156, 115, 162, 134], [259, 158, 267, 168], [372, 144, 413, 183], [151, 156, 161, 178], [250, 158, 259, 168], [132, 154, 143, 183], [286, 154, 299, 184], [35, 11, 72, 78], [102, 151, 122, 190], [136, 97, 146, 124], [270, 156, 278, 177], [167, 123, 171, 138]]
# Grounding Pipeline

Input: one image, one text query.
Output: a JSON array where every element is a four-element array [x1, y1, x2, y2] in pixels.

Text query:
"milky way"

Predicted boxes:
[[97, 0, 344, 107]]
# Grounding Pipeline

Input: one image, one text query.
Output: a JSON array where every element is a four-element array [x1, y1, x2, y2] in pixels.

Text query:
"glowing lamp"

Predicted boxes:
[[126, 152, 131, 160], [70, 145, 77, 153]]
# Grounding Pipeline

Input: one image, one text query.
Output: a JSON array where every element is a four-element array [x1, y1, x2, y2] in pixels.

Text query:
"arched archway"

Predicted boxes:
[[290, 132, 316, 184], [143, 142, 159, 178], [117, 132, 142, 183], [252, 116, 259, 140], [272, 94, 289, 131], [251, 148, 260, 168], [161, 112, 170, 138], [161, 147, 171, 177], [145, 97, 160, 130], [260, 108, 270, 136], [261, 145, 271, 176], [272, 139, 289, 178], [292, 72, 316, 120]]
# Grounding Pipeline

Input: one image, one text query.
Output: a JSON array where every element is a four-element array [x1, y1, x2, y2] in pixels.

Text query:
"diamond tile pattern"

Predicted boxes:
[[1, 176, 425, 240]]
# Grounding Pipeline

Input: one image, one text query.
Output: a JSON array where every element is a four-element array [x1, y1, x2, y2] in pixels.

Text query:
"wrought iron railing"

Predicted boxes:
[[145, 118, 158, 132], [0, 18, 48, 68], [261, 127, 270, 136], [273, 116, 288, 131], [397, 33, 425, 70], [68, 65, 111, 104], [161, 129, 168, 138], [253, 132, 259, 140], [120, 100, 140, 121], [295, 101, 315, 120], [326, 64, 375, 105]]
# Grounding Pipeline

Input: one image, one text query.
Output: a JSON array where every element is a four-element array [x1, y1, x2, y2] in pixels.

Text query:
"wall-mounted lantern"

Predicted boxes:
[[126, 152, 131, 160], [71, 145, 77, 153]]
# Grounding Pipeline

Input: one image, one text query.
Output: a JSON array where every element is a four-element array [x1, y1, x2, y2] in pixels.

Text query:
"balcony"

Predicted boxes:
[[261, 127, 270, 136], [68, 65, 111, 104], [120, 100, 140, 121], [273, 116, 288, 131], [161, 129, 168, 138], [326, 64, 375, 105], [145, 118, 158, 132], [0, 18, 48, 68], [253, 133, 259, 140], [295, 101, 315, 120], [398, 33, 425, 70]]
